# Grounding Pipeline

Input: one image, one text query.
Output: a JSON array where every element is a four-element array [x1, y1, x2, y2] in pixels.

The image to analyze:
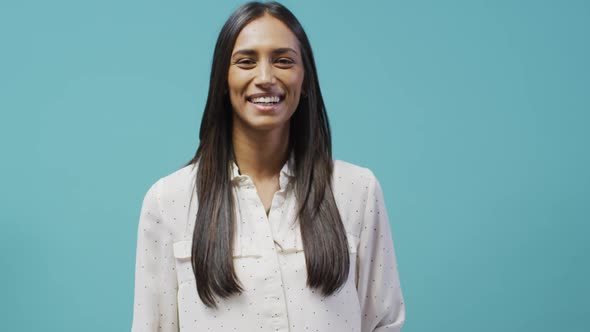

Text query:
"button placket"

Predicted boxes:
[[231, 166, 295, 331], [233, 176, 290, 330], [257, 188, 292, 331]]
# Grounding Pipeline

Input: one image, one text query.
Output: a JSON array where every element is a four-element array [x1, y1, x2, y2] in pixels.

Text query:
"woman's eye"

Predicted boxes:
[[277, 58, 294, 65], [237, 59, 255, 65]]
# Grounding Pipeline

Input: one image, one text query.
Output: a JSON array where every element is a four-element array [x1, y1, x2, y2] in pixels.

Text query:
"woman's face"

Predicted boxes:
[[228, 14, 305, 132]]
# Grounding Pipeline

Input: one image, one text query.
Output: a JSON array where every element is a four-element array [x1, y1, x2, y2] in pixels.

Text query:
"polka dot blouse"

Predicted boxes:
[[131, 158, 405, 331]]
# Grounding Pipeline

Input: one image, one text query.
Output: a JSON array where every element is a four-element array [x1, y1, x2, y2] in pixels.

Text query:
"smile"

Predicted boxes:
[[246, 94, 284, 112], [246, 94, 285, 105]]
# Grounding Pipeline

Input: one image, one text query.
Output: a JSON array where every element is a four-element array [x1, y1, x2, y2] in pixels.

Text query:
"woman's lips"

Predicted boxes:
[[247, 99, 283, 112]]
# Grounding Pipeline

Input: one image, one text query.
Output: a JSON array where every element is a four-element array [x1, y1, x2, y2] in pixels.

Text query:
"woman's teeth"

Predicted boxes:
[[250, 96, 280, 104]]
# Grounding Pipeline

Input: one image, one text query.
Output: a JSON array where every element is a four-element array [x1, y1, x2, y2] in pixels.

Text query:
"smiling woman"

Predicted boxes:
[[229, 16, 304, 132], [131, 2, 406, 332]]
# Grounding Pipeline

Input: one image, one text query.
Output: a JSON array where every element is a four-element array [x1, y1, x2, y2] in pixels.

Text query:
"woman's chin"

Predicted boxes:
[[233, 107, 292, 133], [237, 116, 290, 133]]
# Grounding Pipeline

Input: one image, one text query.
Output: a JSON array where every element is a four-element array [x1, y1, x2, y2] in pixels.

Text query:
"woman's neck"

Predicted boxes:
[[232, 121, 290, 181]]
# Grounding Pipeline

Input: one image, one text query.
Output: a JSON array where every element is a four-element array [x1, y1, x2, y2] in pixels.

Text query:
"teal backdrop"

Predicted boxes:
[[1, 0, 588, 331]]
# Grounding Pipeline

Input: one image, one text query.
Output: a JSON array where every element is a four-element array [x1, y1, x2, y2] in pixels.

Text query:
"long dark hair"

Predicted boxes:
[[185, 1, 349, 308]]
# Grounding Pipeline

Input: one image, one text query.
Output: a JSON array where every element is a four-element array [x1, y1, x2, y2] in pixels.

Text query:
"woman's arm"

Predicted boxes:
[[131, 179, 179, 332], [356, 172, 406, 332]]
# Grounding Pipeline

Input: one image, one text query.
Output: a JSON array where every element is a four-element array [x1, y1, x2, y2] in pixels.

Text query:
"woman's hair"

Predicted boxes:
[[185, 1, 349, 308]]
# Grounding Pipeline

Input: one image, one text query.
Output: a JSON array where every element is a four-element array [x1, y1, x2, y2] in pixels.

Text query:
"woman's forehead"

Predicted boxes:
[[232, 14, 300, 53]]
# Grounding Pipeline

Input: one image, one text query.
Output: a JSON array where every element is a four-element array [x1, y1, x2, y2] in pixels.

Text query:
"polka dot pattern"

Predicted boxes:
[[131, 159, 405, 331]]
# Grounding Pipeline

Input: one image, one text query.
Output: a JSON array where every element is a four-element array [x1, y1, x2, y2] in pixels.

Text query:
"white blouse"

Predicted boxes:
[[131, 158, 405, 332]]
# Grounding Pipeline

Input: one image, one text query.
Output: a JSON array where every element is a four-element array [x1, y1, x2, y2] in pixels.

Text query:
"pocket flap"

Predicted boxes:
[[277, 232, 358, 254], [173, 240, 192, 259], [277, 246, 304, 254], [232, 240, 262, 258], [174, 240, 262, 259]]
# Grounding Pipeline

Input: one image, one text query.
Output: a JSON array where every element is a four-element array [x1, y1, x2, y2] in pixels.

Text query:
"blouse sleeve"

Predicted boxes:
[[131, 180, 179, 332], [356, 172, 406, 332]]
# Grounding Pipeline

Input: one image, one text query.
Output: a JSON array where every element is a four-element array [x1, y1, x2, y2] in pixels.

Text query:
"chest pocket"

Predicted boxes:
[[172, 239, 263, 286], [275, 231, 359, 285], [277, 231, 358, 254]]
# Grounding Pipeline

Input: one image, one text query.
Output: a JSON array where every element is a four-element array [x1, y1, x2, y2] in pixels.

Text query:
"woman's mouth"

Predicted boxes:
[[246, 95, 284, 112]]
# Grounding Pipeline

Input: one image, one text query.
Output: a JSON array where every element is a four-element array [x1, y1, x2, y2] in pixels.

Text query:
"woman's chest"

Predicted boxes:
[[170, 186, 363, 331]]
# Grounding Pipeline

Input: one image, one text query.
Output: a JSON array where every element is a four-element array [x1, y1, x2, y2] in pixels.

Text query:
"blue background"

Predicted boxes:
[[1, 0, 588, 331]]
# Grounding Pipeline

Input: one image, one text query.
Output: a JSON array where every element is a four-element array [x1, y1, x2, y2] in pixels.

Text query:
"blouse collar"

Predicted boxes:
[[230, 151, 295, 187]]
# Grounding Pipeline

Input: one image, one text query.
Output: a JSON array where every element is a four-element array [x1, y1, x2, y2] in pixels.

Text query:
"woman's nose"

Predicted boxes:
[[254, 62, 276, 86]]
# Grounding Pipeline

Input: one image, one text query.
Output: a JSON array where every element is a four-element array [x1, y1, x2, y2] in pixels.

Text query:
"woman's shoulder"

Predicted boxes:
[[141, 163, 198, 212], [332, 159, 378, 186], [159, 162, 198, 189], [332, 159, 382, 205]]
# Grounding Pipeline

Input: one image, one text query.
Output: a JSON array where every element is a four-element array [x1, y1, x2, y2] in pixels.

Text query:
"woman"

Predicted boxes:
[[131, 2, 405, 331]]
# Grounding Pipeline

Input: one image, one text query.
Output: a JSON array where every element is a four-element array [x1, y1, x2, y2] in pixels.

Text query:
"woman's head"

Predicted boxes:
[[228, 13, 304, 132], [188, 2, 349, 309], [198, 1, 327, 147]]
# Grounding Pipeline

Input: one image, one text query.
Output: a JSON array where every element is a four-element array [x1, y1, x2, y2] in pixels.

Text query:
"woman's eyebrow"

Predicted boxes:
[[232, 47, 298, 58], [271, 47, 298, 55]]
